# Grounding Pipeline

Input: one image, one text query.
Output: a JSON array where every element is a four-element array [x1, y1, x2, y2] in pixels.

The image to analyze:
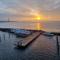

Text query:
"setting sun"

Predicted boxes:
[[29, 9, 48, 21], [33, 15, 48, 21], [37, 16, 41, 20], [34, 16, 41, 20]]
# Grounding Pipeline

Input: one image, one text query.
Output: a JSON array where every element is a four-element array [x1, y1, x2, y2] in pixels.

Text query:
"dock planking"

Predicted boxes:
[[16, 31, 42, 48]]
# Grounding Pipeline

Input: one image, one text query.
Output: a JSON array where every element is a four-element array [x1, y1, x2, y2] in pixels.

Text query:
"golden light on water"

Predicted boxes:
[[28, 9, 45, 30], [35, 23, 43, 30]]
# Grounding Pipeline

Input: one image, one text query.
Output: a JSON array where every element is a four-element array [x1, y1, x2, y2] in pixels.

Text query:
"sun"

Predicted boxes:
[[29, 9, 45, 21], [33, 15, 41, 21], [36, 16, 41, 20], [32, 13, 42, 21]]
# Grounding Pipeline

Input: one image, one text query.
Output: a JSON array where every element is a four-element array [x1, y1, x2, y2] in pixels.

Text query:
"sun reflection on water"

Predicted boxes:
[[35, 22, 44, 30]]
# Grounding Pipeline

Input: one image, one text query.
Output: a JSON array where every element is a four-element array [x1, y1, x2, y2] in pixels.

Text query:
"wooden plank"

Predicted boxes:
[[16, 31, 42, 48]]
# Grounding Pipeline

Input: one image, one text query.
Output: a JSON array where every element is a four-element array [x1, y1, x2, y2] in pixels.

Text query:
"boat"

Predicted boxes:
[[10, 29, 33, 38], [43, 32, 54, 37]]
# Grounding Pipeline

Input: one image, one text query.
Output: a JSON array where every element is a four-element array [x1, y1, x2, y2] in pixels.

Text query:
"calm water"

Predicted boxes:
[[42, 21, 60, 32], [0, 21, 60, 32], [0, 31, 60, 60], [0, 21, 60, 60]]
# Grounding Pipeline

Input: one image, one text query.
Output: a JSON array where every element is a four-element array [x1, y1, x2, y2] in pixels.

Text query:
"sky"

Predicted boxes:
[[0, 0, 60, 21]]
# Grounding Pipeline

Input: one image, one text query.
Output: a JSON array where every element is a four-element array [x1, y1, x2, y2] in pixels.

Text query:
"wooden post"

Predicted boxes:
[[0, 35, 1, 42], [9, 33, 10, 38], [56, 35, 59, 56], [3, 34, 5, 40]]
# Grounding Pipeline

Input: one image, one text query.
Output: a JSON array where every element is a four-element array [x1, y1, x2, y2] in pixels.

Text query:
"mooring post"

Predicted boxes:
[[3, 34, 5, 40], [0, 35, 1, 42], [56, 35, 59, 56], [9, 33, 10, 38]]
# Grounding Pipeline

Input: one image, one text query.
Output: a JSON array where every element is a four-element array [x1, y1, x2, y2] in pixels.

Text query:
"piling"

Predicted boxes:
[[0, 35, 1, 42], [3, 34, 5, 40], [56, 35, 59, 56]]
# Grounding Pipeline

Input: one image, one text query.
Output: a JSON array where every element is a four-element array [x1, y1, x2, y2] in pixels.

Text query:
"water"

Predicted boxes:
[[0, 31, 59, 60], [0, 21, 60, 60], [0, 22, 42, 30], [41, 21, 60, 32], [0, 21, 60, 32]]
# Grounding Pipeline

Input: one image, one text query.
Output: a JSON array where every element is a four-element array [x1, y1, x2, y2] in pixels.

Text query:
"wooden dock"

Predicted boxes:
[[16, 31, 42, 48]]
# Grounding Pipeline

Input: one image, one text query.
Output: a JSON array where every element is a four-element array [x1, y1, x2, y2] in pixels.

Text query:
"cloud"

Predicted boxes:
[[0, 1, 7, 13], [42, 0, 60, 11], [0, 1, 6, 8], [0, 0, 60, 21]]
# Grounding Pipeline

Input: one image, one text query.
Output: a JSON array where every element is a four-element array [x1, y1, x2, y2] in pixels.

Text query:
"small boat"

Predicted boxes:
[[43, 32, 54, 37], [10, 29, 33, 38]]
